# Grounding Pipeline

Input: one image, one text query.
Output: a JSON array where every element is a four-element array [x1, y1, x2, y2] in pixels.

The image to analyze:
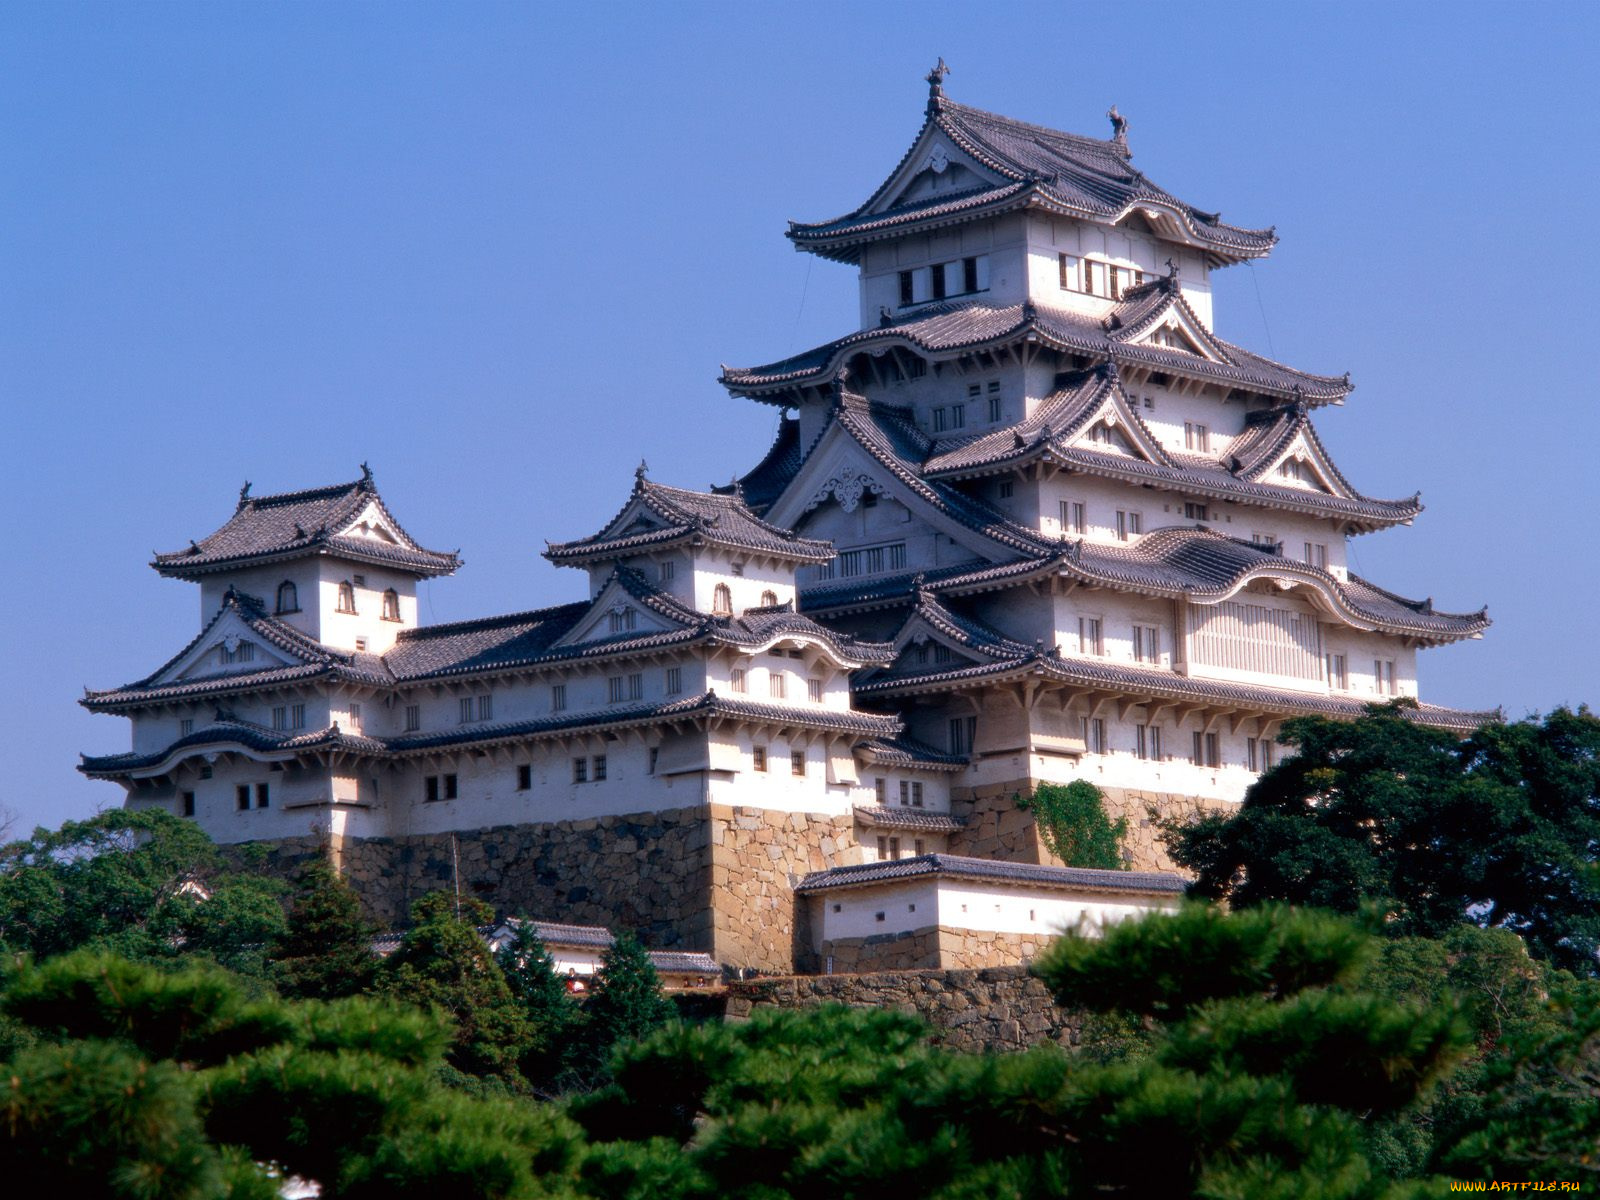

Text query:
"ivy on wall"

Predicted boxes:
[[1016, 780, 1128, 870]]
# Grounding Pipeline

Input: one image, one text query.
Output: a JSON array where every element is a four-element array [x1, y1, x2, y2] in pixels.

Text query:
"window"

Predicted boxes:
[[768, 672, 786, 700], [1133, 624, 1161, 664], [550, 685, 566, 712], [807, 677, 824, 703], [337, 581, 357, 614], [790, 750, 806, 776], [875, 777, 886, 803], [627, 674, 643, 700], [932, 407, 947, 433], [291, 703, 305, 730], [759, 590, 778, 608], [1375, 659, 1397, 696], [648, 747, 659, 775], [1089, 422, 1113, 446], [898, 779, 910, 807], [731, 561, 744, 577], [405, 704, 420, 732], [593, 755, 607, 782], [352, 575, 366, 588], [607, 676, 624, 704], [424, 774, 458, 802], [659, 560, 675, 583], [665, 666, 682, 695], [1184, 502, 1209, 521], [276, 580, 299, 614], [459, 697, 474, 724], [1135, 723, 1162, 761], [1303, 542, 1328, 570], [272, 706, 287, 731], [181, 790, 195, 817], [899, 270, 914, 305], [517, 764, 532, 791], [962, 256, 980, 293], [1184, 423, 1210, 452], [572, 757, 588, 784], [949, 716, 977, 755], [1247, 737, 1259, 772], [179, 718, 194, 737], [931, 262, 946, 300], [887, 836, 902, 860], [348, 703, 361, 730], [237, 785, 250, 811], [1115, 510, 1142, 541], [987, 381, 1003, 422], [753, 746, 768, 772], [1078, 617, 1104, 656], [1058, 253, 1079, 290], [731, 668, 747, 693], [477, 695, 492, 721], [354, 637, 367, 652], [1082, 258, 1101, 296], [712, 584, 732, 615], [1280, 457, 1305, 481], [608, 607, 638, 634], [1061, 500, 1087, 535], [913, 839, 925, 856], [1252, 532, 1278, 549], [1249, 737, 1276, 771], [1083, 717, 1107, 754], [1192, 732, 1220, 768], [912, 781, 924, 808], [1108, 264, 1144, 300], [1326, 653, 1349, 689], [255, 783, 270, 809], [381, 589, 401, 621]]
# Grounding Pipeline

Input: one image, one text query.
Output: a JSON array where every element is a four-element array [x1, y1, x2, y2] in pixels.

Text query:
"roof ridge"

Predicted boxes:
[[243, 477, 366, 508], [395, 599, 591, 641]]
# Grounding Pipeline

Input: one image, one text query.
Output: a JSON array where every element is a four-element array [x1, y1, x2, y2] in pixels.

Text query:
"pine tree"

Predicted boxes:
[[495, 918, 581, 1087], [374, 891, 531, 1081], [580, 930, 674, 1075], [269, 856, 376, 1001]]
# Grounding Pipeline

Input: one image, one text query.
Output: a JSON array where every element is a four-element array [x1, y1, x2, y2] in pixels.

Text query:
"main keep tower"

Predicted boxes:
[[716, 64, 1490, 861]]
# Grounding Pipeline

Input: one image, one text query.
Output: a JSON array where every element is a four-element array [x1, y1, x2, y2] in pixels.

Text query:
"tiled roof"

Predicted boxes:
[[722, 291, 1349, 405], [383, 922, 720, 977], [153, 471, 459, 580], [800, 557, 1049, 614], [712, 417, 807, 514], [853, 734, 969, 772], [857, 649, 1500, 733], [83, 690, 904, 777], [919, 368, 1415, 529], [81, 719, 385, 777], [852, 805, 966, 833], [384, 568, 893, 682], [546, 470, 834, 565], [796, 853, 1187, 895], [82, 589, 394, 711], [789, 95, 1275, 266]]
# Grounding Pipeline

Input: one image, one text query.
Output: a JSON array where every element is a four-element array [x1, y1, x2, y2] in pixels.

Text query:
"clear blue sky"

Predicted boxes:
[[4, 2, 1596, 836]]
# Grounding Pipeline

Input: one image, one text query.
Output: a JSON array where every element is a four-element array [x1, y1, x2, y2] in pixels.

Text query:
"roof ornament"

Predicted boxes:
[[925, 58, 949, 115], [237, 481, 252, 509], [1021, 298, 1037, 323], [189, 540, 201, 554], [1107, 105, 1130, 155], [1165, 257, 1180, 281], [293, 522, 306, 539], [1012, 429, 1026, 448], [879, 306, 895, 327], [359, 462, 374, 487], [635, 458, 649, 481]]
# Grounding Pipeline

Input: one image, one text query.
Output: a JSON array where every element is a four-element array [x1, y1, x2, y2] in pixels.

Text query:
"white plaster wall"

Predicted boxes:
[[199, 563, 321, 637], [814, 879, 939, 940], [1023, 214, 1215, 329], [857, 214, 1028, 327], [313, 560, 419, 654], [937, 878, 1177, 936]]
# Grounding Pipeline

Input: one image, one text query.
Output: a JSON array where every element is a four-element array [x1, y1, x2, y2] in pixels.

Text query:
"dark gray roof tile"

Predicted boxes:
[[796, 852, 1187, 895]]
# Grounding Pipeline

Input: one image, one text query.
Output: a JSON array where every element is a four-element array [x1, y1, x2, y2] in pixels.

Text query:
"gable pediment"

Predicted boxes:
[[1059, 382, 1171, 466], [551, 575, 682, 648], [866, 129, 1007, 216], [336, 502, 404, 547], [1253, 431, 1350, 497], [1127, 303, 1226, 363], [156, 609, 300, 687], [894, 625, 983, 673]]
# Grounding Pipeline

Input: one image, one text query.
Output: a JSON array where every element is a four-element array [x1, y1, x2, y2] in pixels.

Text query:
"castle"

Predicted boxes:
[[81, 71, 1492, 974]]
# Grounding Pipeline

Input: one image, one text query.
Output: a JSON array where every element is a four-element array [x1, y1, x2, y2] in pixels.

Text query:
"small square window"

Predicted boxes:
[[572, 757, 588, 784], [354, 637, 368, 652], [237, 785, 251, 811], [516, 764, 532, 791], [425, 775, 439, 802], [255, 783, 270, 809], [181, 790, 195, 817], [179, 718, 194, 736], [443, 773, 458, 800], [592, 755, 607, 782]]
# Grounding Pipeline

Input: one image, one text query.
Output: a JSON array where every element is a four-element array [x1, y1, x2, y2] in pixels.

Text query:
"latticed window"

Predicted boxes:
[[760, 590, 778, 607], [337, 581, 357, 614], [712, 584, 732, 615], [382, 589, 400, 621], [276, 580, 299, 613]]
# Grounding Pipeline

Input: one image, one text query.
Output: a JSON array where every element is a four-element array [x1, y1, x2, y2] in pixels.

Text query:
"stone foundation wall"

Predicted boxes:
[[710, 805, 857, 974], [948, 779, 1227, 874], [724, 964, 1082, 1053], [234, 806, 715, 947], [817, 925, 1060, 974]]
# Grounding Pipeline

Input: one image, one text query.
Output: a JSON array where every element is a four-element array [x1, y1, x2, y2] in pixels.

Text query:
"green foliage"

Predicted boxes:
[[270, 856, 376, 1000], [1164, 704, 1600, 973], [1015, 780, 1127, 869], [578, 931, 674, 1075], [375, 891, 532, 1081], [0, 949, 582, 1198], [0, 808, 223, 960], [496, 919, 583, 1088]]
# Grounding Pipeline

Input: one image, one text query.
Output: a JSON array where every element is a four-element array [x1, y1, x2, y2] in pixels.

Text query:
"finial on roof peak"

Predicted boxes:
[[1107, 105, 1130, 155], [237, 481, 252, 509], [636, 458, 649, 481], [1165, 257, 1179, 280], [359, 462, 374, 487], [925, 58, 949, 114]]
